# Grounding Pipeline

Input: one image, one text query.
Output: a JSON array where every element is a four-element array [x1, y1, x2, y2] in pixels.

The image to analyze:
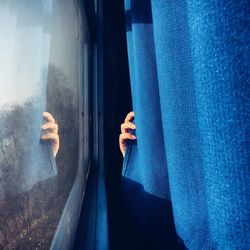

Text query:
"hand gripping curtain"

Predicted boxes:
[[122, 0, 249, 249]]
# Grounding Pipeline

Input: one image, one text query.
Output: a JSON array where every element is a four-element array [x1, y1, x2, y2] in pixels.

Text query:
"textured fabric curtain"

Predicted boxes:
[[122, 0, 249, 249]]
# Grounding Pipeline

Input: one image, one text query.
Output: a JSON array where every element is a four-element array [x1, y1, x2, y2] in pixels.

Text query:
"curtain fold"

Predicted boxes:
[[123, 0, 170, 200], [150, 1, 210, 248], [123, 0, 249, 249], [121, 0, 180, 249]]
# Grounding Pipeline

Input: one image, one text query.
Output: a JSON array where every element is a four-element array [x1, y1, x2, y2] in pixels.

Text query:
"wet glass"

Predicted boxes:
[[0, 0, 89, 249]]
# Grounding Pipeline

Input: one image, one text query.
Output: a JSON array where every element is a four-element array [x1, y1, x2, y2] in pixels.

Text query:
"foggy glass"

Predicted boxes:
[[0, 0, 86, 249]]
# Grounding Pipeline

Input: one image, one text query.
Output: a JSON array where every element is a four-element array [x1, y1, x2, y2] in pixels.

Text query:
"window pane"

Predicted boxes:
[[0, 0, 89, 249]]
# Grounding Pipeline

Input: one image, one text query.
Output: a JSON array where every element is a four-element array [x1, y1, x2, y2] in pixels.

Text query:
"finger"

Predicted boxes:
[[125, 111, 135, 123], [41, 122, 58, 134], [41, 132, 59, 143], [121, 122, 136, 133], [43, 112, 55, 123], [119, 133, 136, 157], [119, 133, 136, 141], [41, 133, 60, 157]]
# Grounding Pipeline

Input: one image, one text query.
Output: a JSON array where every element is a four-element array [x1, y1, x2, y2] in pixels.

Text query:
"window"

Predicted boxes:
[[0, 0, 90, 249]]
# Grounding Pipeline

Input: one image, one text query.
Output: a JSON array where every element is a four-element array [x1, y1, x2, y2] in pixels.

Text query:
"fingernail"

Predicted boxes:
[[41, 132, 47, 138]]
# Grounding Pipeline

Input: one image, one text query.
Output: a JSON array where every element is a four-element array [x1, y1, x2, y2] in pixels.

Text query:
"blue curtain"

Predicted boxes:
[[122, 0, 249, 249]]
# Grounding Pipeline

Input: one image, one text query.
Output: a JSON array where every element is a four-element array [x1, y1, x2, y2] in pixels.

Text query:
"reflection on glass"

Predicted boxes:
[[0, 0, 84, 249]]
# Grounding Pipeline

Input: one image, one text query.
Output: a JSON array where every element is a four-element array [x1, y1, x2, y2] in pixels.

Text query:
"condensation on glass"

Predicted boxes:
[[0, 0, 89, 249]]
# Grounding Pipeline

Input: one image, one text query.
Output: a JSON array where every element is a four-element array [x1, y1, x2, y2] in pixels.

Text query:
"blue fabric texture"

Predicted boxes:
[[123, 0, 249, 249]]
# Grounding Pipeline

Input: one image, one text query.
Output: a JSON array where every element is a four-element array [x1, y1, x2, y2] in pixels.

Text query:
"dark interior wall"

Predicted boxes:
[[74, 1, 131, 249], [103, 0, 132, 249]]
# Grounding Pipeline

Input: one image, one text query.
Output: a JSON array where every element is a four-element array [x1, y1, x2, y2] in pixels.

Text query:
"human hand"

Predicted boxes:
[[119, 111, 136, 157], [41, 112, 60, 158]]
